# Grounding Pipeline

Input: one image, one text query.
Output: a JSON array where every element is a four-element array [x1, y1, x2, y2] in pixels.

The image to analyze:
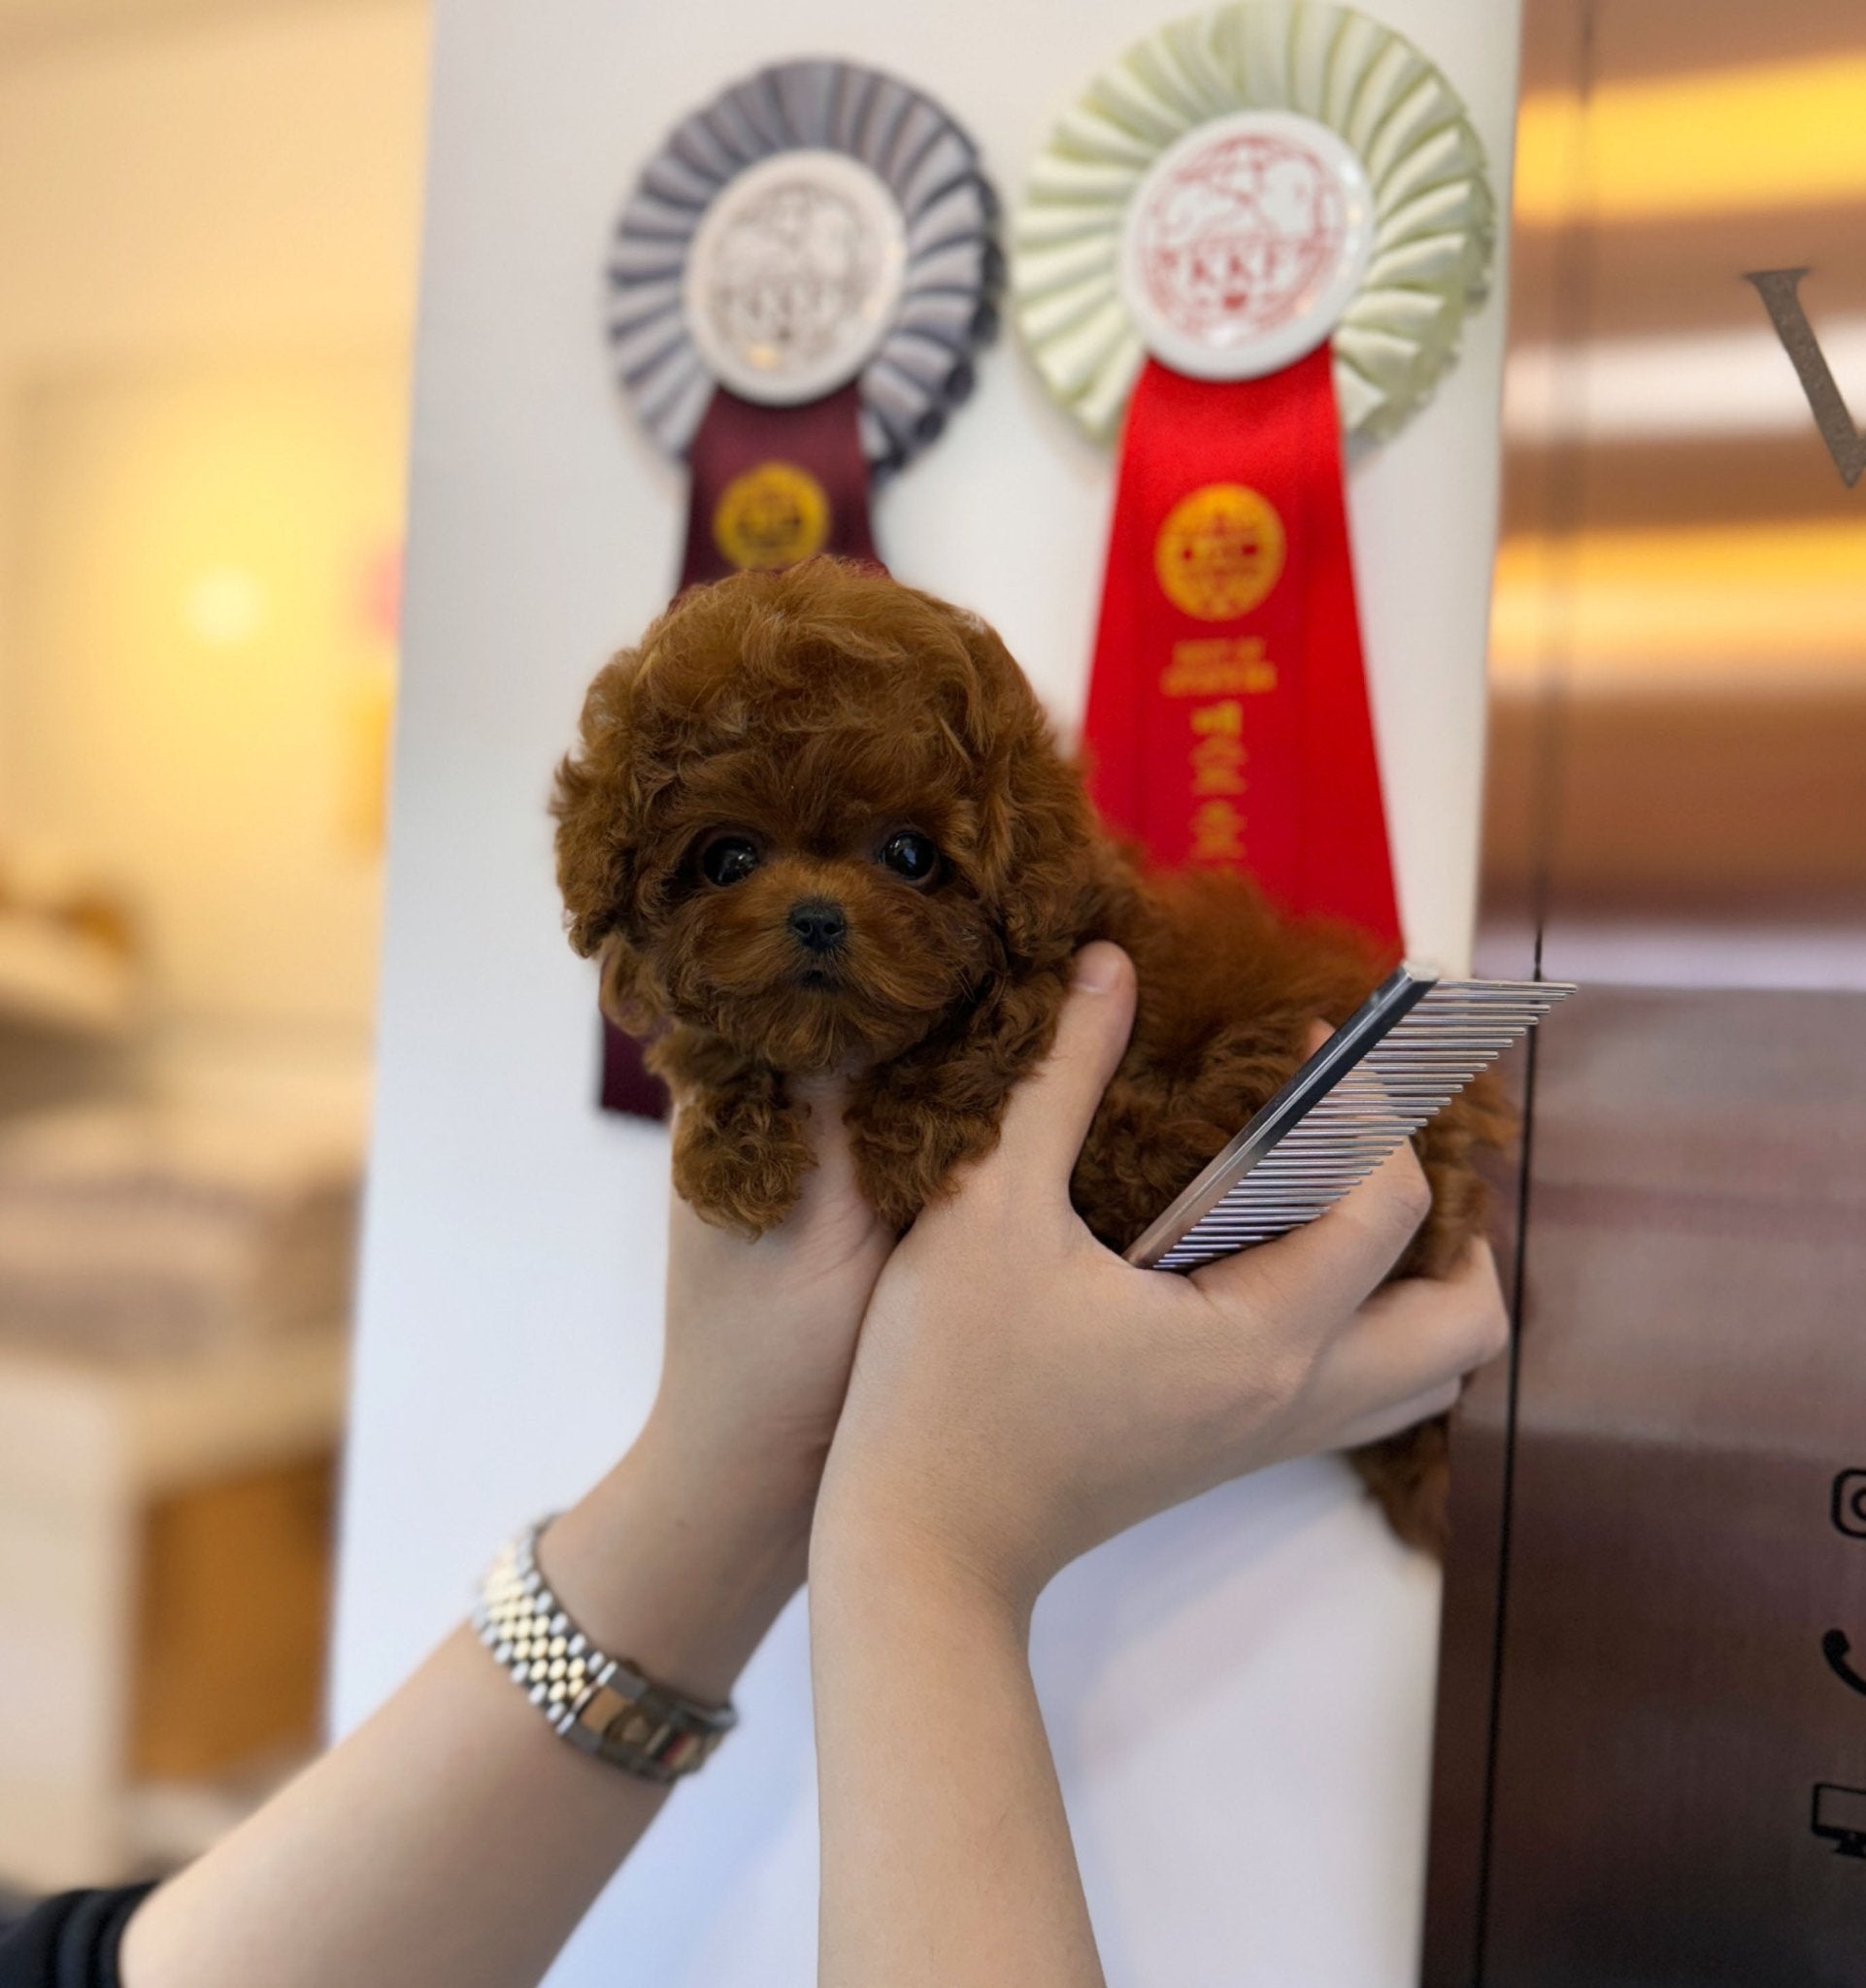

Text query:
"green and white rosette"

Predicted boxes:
[[1011, 0, 1495, 445]]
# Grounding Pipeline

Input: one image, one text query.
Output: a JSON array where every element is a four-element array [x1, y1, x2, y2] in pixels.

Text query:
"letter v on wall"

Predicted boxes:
[[1746, 268, 1866, 487]]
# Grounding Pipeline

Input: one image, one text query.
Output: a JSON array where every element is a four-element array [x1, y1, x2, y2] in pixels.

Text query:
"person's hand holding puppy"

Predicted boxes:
[[812, 941, 1510, 1988], [815, 940, 1508, 1614], [539, 1072, 890, 1698]]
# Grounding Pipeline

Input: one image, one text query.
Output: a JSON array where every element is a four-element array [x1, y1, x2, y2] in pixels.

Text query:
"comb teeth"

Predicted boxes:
[[1127, 968, 1575, 1275]]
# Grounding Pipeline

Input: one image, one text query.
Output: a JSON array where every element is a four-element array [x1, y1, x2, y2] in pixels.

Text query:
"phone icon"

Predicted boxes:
[[1821, 1630, 1866, 1698]]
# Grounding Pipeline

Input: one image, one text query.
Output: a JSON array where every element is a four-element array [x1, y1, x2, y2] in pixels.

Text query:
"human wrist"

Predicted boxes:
[[639, 1391, 825, 1544], [536, 1416, 811, 1706], [811, 1486, 1041, 1641]]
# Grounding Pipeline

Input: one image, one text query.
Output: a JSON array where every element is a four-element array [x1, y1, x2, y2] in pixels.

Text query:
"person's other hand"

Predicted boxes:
[[544, 1080, 892, 1687], [814, 943, 1508, 1616], [645, 1077, 894, 1526]]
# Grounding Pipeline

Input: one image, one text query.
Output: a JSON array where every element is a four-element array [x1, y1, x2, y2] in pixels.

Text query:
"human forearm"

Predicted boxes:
[[121, 1420, 808, 1988], [811, 1517, 1106, 1988]]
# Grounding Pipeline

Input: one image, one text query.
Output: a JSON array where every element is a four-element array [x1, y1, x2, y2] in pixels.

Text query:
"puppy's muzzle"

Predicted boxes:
[[786, 897, 848, 956]]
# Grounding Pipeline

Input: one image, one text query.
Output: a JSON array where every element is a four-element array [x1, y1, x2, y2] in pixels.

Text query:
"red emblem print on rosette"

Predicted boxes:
[[1135, 129, 1350, 350]]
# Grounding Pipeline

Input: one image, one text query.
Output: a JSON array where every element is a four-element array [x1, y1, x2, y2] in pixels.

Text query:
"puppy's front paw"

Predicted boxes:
[[672, 1094, 813, 1237]]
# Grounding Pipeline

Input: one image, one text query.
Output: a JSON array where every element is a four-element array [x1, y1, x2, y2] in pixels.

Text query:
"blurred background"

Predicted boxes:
[[1485, 9, 1866, 970], [0, 0, 427, 1897]]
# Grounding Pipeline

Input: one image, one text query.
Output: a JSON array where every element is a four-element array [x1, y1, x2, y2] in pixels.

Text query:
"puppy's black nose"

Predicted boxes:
[[787, 897, 848, 954]]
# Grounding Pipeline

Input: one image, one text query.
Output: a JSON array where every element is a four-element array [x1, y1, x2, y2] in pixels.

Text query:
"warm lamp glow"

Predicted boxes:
[[15, 357, 407, 1023], [183, 565, 267, 647], [1516, 54, 1866, 224], [1492, 520, 1866, 686]]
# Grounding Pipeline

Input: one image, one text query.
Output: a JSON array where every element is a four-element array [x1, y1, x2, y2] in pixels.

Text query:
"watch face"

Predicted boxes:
[[683, 149, 908, 407], [1118, 109, 1375, 382]]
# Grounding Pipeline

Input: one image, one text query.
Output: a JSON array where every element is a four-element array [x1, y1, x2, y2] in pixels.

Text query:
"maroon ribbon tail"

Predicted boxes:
[[598, 379, 881, 1119]]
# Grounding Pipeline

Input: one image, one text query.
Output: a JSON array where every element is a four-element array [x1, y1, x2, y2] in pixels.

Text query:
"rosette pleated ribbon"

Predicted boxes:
[[598, 59, 1000, 1114], [1014, 2, 1493, 948]]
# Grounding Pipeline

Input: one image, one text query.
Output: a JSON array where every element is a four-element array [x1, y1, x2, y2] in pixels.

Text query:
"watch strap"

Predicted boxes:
[[474, 1517, 736, 1783]]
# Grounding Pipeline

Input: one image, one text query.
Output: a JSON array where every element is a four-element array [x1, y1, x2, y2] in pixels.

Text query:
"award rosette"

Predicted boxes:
[[599, 60, 999, 1114], [1013, 2, 1493, 946], [608, 58, 1000, 588]]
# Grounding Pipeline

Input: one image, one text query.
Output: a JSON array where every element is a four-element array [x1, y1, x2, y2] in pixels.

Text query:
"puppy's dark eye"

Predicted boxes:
[[699, 835, 760, 887], [879, 830, 938, 885]]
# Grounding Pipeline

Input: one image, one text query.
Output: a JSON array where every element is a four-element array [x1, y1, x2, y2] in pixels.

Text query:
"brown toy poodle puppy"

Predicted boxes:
[[553, 558, 1504, 1552]]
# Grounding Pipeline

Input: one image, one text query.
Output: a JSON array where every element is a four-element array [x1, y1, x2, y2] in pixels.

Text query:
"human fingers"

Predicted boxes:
[[1190, 1135, 1436, 1340], [1304, 1242, 1509, 1439], [1332, 1378, 1463, 1451], [788, 1110, 895, 1276], [787, 1077, 858, 1194], [983, 944, 1138, 1200]]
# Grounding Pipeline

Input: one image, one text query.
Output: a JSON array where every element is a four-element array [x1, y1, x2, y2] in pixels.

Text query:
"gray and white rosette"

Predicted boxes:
[[608, 60, 1001, 478], [1012, 1, 1494, 445]]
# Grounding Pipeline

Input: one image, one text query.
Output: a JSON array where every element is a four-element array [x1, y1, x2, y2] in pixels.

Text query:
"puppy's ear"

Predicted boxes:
[[551, 648, 646, 958], [596, 928, 663, 1033], [992, 740, 1116, 970], [953, 613, 1114, 972]]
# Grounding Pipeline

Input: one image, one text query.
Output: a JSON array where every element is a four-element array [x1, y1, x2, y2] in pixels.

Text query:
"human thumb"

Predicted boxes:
[[990, 943, 1137, 1195]]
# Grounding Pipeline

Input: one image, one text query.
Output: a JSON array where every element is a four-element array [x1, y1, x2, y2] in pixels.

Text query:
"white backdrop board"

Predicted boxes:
[[334, 2, 1521, 1981]]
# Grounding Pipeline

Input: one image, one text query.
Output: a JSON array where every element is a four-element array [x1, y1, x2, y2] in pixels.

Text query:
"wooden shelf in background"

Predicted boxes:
[[0, 1324, 349, 1892]]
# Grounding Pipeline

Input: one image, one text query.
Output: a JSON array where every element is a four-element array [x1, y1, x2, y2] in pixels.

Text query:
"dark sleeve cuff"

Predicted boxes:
[[0, 1885, 159, 1988]]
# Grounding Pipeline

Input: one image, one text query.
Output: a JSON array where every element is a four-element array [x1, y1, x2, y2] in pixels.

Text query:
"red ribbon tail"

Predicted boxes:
[[1082, 350, 1400, 950]]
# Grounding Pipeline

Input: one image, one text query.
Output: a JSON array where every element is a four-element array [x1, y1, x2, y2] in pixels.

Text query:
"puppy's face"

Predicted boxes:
[[554, 563, 1098, 1076], [624, 753, 997, 1074]]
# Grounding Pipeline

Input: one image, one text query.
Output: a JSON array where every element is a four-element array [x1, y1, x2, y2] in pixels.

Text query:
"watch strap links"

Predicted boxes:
[[474, 1517, 736, 1783]]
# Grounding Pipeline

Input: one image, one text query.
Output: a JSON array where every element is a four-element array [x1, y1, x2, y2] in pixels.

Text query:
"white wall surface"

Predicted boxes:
[[335, 2, 1521, 1982]]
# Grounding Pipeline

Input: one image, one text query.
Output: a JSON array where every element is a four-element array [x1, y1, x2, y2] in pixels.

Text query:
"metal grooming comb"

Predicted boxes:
[[1123, 963, 1575, 1274]]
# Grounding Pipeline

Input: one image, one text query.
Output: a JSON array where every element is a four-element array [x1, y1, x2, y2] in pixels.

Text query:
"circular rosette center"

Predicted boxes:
[[683, 149, 908, 408], [1120, 109, 1374, 382], [1012, 3, 1494, 444]]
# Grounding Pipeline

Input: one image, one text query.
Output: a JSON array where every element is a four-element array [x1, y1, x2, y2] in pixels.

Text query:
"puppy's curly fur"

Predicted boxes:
[[553, 558, 1506, 1552]]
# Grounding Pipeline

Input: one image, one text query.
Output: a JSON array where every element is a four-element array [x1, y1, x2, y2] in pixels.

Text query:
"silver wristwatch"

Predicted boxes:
[[474, 1517, 736, 1782]]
